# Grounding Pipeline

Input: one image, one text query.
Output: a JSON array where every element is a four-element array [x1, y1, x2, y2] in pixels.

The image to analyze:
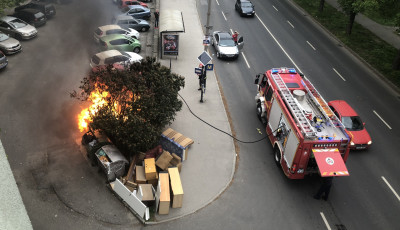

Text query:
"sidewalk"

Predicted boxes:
[[148, 0, 236, 223], [325, 0, 400, 49]]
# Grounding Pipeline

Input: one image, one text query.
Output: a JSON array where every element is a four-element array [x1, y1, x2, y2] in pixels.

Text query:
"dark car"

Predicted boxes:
[[0, 51, 8, 70], [15, 2, 56, 19], [33, 0, 72, 4], [11, 8, 46, 27], [235, 0, 255, 17]]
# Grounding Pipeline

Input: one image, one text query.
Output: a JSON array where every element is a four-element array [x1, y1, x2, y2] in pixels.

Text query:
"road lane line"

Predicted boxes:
[[215, 0, 220, 6], [382, 176, 400, 202], [287, 20, 294, 28], [320, 212, 332, 230], [332, 68, 346, 81], [373, 110, 392, 129], [306, 41, 316, 50], [222, 11, 227, 21], [230, 29, 233, 34], [255, 14, 302, 72], [241, 53, 250, 68], [273, 5, 278, 11]]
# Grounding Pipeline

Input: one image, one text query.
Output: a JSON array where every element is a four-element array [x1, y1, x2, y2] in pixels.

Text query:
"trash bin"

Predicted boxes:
[[94, 145, 129, 182]]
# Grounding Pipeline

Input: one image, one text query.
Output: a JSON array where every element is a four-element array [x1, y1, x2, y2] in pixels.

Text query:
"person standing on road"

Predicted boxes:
[[232, 31, 239, 45], [314, 176, 334, 201], [154, 9, 160, 28]]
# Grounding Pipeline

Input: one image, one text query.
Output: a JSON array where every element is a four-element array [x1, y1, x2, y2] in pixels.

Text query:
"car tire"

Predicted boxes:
[[16, 34, 23, 41], [274, 147, 281, 167], [133, 47, 141, 53], [141, 27, 148, 32]]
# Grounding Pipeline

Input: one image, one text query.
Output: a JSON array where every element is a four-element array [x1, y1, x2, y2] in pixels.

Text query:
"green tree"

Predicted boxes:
[[319, 0, 325, 12], [72, 57, 185, 157], [338, 0, 378, 35], [0, 0, 25, 16]]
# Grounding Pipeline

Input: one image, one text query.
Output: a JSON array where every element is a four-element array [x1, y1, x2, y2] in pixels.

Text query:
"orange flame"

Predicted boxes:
[[78, 88, 109, 132]]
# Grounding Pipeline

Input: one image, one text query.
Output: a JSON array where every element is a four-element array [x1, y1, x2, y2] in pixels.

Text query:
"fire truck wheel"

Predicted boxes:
[[256, 101, 266, 124], [274, 147, 281, 167]]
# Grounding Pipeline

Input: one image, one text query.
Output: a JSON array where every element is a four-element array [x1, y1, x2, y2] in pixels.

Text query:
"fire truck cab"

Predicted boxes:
[[255, 67, 350, 179]]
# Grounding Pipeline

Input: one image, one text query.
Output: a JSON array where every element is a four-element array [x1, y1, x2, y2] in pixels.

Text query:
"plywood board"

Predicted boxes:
[[156, 151, 173, 170], [135, 165, 146, 184], [144, 158, 157, 180], [168, 167, 183, 208], [158, 172, 170, 214]]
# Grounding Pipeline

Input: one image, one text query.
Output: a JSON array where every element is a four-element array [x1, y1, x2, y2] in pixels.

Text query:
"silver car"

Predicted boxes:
[[0, 16, 38, 40], [0, 51, 8, 70], [0, 31, 22, 55], [212, 31, 244, 59]]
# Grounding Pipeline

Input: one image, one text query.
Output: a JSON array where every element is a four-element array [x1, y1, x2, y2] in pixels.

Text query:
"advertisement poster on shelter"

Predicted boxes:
[[163, 35, 179, 56]]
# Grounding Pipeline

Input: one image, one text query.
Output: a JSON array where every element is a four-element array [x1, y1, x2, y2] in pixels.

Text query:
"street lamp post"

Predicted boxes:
[[204, 0, 212, 52]]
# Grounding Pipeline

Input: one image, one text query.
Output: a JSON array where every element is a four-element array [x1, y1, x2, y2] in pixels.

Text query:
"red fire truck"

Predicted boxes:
[[254, 67, 351, 179]]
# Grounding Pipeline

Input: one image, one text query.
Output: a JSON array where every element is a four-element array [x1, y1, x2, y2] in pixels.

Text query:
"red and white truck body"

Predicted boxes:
[[255, 67, 350, 179]]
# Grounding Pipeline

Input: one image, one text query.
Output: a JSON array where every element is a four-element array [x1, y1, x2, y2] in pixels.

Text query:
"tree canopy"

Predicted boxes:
[[338, 0, 377, 34], [0, 0, 25, 16], [73, 57, 185, 157]]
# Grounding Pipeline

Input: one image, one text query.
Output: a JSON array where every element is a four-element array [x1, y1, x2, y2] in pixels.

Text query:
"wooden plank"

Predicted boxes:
[[158, 172, 170, 214], [156, 150, 173, 170], [168, 167, 183, 208]]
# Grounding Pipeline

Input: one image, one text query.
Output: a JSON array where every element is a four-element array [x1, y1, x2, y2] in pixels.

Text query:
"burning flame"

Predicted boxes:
[[78, 88, 109, 132]]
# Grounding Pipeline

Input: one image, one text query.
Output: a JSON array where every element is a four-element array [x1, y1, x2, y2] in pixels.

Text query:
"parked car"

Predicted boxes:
[[235, 0, 255, 17], [11, 8, 47, 27], [99, 34, 141, 53], [15, 2, 56, 19], [0, 31, 22, 55], [94, 24, 139, 44], [119, 5, 151, 20], [328, 100, 372, 150], [112, 15, 150, 32], [211, 31, 244, 59], [33, 0, 72, 4], [0, 16, 38, 40], [90, 49, 143, 68], [0, 51, 8, 70], [119, 0, 148, 8]]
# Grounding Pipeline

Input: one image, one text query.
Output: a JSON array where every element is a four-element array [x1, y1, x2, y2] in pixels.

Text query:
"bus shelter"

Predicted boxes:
[[159, 9, 185, 59]]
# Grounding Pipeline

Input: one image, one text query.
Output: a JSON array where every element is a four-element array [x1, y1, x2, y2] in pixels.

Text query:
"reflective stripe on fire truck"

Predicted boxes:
[[312, 149, 349, 177]]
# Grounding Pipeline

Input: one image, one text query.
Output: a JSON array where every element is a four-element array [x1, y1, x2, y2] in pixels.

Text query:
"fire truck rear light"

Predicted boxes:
[[291, 164, 297, 173]]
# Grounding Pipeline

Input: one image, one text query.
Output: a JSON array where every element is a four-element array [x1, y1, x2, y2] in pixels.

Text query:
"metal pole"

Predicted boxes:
[[204, 0, 212, 52]]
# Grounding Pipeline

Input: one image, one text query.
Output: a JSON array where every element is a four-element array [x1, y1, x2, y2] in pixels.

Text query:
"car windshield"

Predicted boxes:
[[219, 37, 235, 47], [242, 2, 252, 7], [121, 6, 131, 13], [9, 19, 27, 29], [0, 33, 9, 41], [342, 116, 364, 131]]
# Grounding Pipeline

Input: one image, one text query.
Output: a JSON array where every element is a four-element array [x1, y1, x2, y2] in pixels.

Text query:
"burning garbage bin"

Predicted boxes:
[[94, 145, 129, 182]]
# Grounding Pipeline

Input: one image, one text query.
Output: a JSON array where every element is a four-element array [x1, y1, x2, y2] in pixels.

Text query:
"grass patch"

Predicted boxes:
[[293, 0, 400, 88]]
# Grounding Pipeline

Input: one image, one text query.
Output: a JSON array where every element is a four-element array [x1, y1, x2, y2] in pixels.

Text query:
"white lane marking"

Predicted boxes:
[[255, 14, 302, 72], [320, 212, 332, 230], [222, 11, 227, 21], [382, 176, 400, 202], [273, 5, 278, 11], [373, 110, 392, 129], [230, 28, 233, 34], [241, 53, 250, 68], [332, 68, 346, 81], [307, 41, 316, 50], [287, 20, 294, 28], [215, 0, 220, 6]]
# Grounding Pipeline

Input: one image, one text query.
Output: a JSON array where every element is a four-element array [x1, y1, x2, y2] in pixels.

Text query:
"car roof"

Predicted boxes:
[[99, 24, 122, 31], [114, 14, 134, 20], [17, 8, 42, 14], [329, 100, 358, 117], [0, 16, 18, 22], [95, 50, 123, 59], [126, 5, 147, 10], [217, 31, 233, 39], [101, 34, 130, 42]]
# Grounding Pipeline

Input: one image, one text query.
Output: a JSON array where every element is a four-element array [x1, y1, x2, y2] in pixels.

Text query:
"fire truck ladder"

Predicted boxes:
[[301, 77, 338, 128], [271, 73, 316, 138]]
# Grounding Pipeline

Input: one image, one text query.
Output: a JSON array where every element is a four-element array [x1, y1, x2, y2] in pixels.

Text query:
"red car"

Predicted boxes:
[[119, 0, 148, 8], [328, 100, 372, 150]]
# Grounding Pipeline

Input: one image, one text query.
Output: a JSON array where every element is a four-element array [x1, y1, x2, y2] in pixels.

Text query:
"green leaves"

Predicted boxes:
[[74, 57, 185, 157]]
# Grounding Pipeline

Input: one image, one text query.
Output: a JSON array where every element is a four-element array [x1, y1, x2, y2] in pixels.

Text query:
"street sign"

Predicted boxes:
[[198, 51, 212, 66], [195, 67, 203, 75], [206, 64, 213, 71], [203, 36, 211, 45]]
